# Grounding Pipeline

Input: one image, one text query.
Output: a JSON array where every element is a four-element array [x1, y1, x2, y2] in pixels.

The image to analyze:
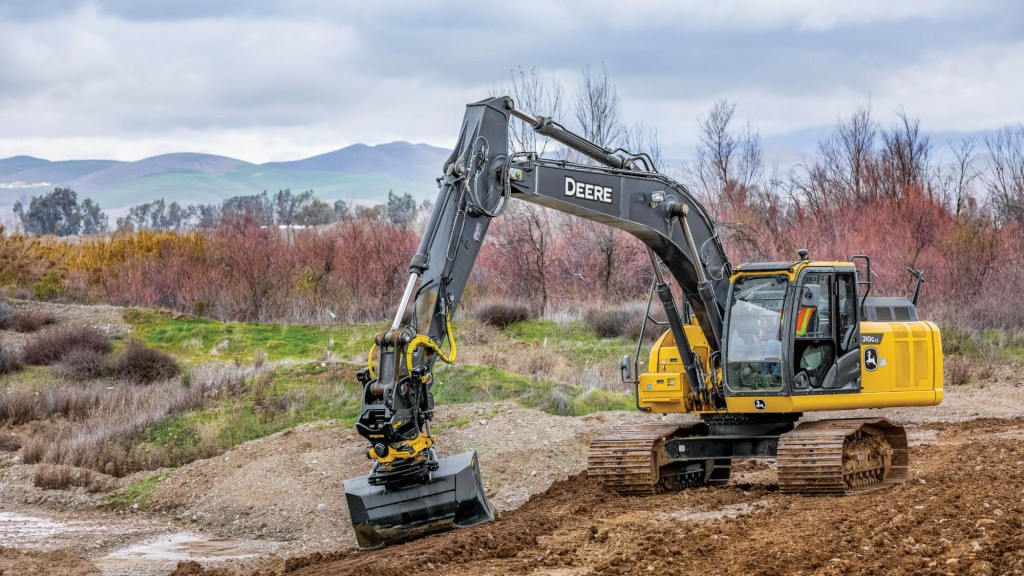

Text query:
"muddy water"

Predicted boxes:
[[0, 511, 282, 576]]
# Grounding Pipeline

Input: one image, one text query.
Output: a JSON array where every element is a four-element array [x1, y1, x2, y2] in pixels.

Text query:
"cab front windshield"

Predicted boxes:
[[726, 275, 788, 391]]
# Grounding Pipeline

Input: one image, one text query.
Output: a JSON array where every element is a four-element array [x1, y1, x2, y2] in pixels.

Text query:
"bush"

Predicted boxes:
[[0, 432, 20, 452], [10, 310, 57, 333], [33, 271, 65, 301], [475, 301, 534, 328], [0, 390, 38, 425], [33, 464, 95, 491], [109, 340, 180, 384], [584, 302, 668, 341], [21, 434, 47, 463], [54, 348, 109, 381], [22, 325, 112, 366], [583, 306, 633, 338], [0, 347, 23, 375], [0, 300, 13, 328]]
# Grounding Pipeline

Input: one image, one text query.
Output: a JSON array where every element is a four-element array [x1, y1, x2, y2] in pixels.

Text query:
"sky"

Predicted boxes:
[[1, 0, 1022, 165]]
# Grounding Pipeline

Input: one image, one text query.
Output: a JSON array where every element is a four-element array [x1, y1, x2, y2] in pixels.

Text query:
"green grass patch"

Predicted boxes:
[[505, 319, 636, 369], [134, 362, 362, 469], [124, 309, 379, 363], [105, 471, 170, 508], [433, 417, 472, 434], [941, 323, 1024, 361], [433, 362, 631, 416]]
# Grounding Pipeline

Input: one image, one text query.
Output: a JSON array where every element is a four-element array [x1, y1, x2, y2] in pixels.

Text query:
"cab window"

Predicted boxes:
[[725, 275, 787, 392]]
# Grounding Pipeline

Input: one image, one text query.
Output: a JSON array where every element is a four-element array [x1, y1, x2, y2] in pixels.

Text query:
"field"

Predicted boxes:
[[1, 301, 1023, 576]]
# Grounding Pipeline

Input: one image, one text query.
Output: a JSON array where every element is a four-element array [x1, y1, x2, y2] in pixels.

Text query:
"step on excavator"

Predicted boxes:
[[343, 96, 943, 549]]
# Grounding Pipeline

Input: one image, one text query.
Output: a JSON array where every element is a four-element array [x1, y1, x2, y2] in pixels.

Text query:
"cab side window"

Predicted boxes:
[[837, 273, 857, 352]]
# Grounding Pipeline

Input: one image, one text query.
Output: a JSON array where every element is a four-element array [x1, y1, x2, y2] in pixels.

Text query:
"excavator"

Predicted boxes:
[[343, 96, 943, 549]]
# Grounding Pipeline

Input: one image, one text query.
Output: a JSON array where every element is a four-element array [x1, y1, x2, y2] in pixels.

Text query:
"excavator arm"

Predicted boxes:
[[344, 96, 732, 549]]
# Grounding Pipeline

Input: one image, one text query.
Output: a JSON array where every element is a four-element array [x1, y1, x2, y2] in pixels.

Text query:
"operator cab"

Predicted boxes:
[[724, 259, 862, 397]]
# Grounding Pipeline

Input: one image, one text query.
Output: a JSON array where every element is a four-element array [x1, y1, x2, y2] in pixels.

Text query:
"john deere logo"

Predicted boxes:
[[864, 347, 879, 371], [564, 176, 613, 204], [754, 399, 767, 411]]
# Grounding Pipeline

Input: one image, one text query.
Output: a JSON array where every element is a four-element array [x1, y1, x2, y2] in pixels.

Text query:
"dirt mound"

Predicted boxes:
[[211, 418, 1024, 576], [0, 546, 97, 576], [145, 402, 669, 546]]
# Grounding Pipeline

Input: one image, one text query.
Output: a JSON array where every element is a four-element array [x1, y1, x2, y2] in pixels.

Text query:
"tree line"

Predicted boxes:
[[12, 188, 421, 235]]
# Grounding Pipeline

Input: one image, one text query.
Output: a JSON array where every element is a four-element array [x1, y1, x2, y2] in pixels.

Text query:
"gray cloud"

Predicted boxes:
[[0, 0, 1021, 163]]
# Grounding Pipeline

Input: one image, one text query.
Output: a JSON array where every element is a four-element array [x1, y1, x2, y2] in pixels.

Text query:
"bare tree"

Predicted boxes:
[[879, 109, 931, 199], [573, 63, 627, 159], [686, 100, 764, 216], [933, 136, 981, 218], [984, 125, 1024, 227], [495, 66, 565, 156], [626, 121, 663, 171]]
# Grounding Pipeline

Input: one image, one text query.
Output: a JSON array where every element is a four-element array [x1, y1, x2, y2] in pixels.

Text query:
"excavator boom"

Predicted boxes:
[[343, 96, 734, 548]]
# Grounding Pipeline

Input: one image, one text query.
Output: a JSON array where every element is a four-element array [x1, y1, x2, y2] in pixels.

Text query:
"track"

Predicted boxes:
[[587, 423, 730, 494], [777, 418, 908, 494]]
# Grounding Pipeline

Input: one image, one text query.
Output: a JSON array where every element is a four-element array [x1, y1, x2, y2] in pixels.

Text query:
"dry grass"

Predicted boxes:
[[0, 431, 20, 452], [0, 347, 23, 375], [22, 325, 112, 366], [0, 389, 39, 425], [34, 464, 90, 490], [945, 355, 972, 386], [108, 340, 180, 384], [14, 362, 259, 477]]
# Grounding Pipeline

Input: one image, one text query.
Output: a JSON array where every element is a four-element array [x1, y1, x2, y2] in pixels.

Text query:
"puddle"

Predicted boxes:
[[104, 532, 261, 562], [0, 512, 112, 548]]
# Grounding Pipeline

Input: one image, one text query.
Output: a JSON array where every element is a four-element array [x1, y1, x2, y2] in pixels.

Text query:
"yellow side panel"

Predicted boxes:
[[638, 321, 711, 414], [637, 372, 689, 413], [859, 320, 944, 399]]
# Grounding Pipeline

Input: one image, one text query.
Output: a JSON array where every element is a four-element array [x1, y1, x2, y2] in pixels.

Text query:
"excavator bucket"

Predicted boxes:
[[343, 450, 494, 550]]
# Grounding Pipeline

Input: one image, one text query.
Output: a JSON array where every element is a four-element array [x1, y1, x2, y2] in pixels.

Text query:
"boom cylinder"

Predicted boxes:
[[648, 249, 703, 397], [675, 204, 724, 350], [508, 103, 632, 170]]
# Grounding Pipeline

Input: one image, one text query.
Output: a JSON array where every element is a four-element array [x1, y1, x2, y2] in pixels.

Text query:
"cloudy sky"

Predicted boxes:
[[1, 0, 1022, 164]]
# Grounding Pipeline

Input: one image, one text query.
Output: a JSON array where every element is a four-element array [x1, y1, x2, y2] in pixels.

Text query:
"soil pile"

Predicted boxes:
[[145, 402, 667, 546]]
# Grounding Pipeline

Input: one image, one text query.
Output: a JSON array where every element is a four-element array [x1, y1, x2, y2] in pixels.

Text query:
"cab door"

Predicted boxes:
[[791, 269, 860, 393]]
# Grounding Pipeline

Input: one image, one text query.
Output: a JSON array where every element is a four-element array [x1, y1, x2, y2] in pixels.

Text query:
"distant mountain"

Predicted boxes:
[[0, 142, 450, 211], [69, 153, 250, 194], [264, 142, 449, 183], [6, 159, 123, 185], [0, 156, 58, 178]]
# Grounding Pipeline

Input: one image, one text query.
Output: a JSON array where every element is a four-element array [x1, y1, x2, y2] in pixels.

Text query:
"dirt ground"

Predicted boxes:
[[2, 300, 1023, 575], [179, 416, 1024, 576], [3, 383, 1024, 576]]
